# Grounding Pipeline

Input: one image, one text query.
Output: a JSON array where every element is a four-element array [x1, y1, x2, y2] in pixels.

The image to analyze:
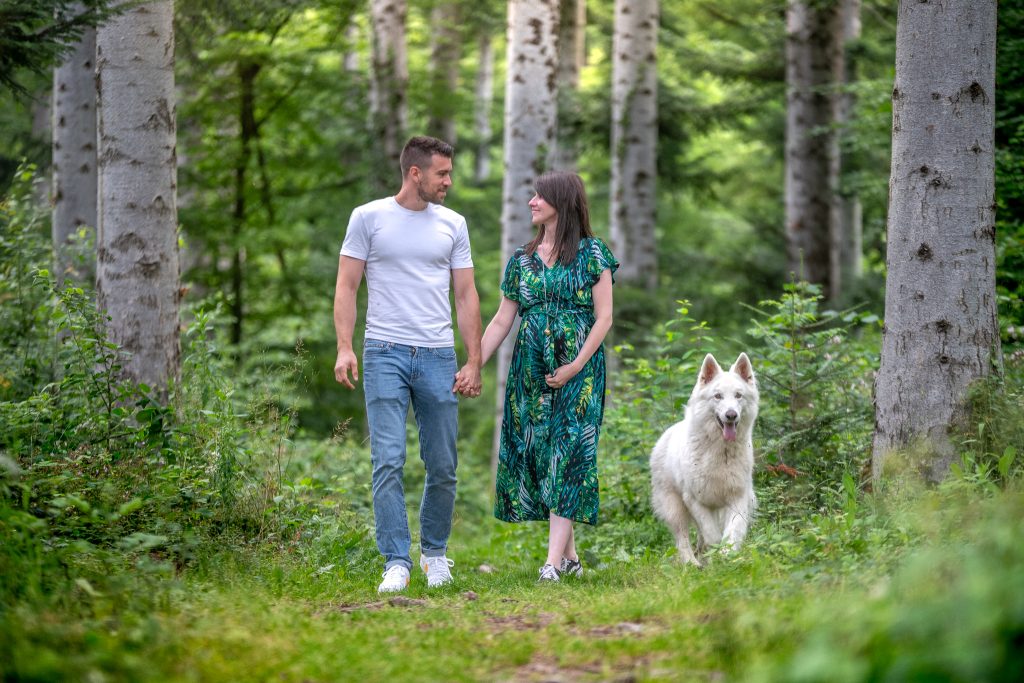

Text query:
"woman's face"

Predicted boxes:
[[529, 193, 557, 227]]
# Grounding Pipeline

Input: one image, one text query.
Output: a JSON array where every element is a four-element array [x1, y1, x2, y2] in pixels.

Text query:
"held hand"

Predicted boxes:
[[545, 362, 579, 389], [452, 363, 482, 398], [335, 349, 359, 389]]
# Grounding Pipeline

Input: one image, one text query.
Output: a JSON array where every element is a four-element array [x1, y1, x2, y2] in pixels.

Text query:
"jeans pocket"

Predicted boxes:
[[364, 339, 392, 354], [428, 346, 456, 360]]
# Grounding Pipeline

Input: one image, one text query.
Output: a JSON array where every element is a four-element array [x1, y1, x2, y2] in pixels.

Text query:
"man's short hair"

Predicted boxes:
[[400, 136, 454, 177]]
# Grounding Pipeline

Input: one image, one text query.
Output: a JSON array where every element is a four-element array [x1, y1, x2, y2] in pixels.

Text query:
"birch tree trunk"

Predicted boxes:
[[785, 0, 842, 294], [95, 0, 181, 396], [609, 0, 658, 290], [836, 0, 862, 297], [427, 2, 460, 145], [494, 0, 560, 475], [473, 32, 495, 183], [52, 9, 96, 287], [368, 0, 407, 193], [549, 0, 586, 170], [872, 0, 1000, 483]]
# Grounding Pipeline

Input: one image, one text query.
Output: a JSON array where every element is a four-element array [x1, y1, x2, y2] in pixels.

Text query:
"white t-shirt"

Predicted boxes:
[[340, 197, 473, 347]]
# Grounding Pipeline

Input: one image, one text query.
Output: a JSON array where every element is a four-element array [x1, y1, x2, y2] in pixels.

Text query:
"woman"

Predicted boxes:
[[480, 171, 617, 582]]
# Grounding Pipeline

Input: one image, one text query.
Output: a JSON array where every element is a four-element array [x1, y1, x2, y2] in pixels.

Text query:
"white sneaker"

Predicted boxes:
[[377, 565, 410, 593], [538, 563, 561, 582], [420, 555, 455, 588]]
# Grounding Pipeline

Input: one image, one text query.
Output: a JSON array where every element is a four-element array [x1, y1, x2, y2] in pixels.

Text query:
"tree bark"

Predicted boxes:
[[872, 0, 1000, 483], [785, 0, 842, 294], [427, 2, 460, 145], [473, 32, 495, 183], [95, 0, 181, 397], [835, 0, 862, 298], [549, 0, 585, 170], [368, 0, 407, 193], [495, 0, 560, 476], [610, 0, 658, 290], [52, 7, 96, 287]]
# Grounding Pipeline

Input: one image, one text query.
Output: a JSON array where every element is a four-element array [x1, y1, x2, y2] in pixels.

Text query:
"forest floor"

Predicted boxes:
[[5, 475, 1023, 682]]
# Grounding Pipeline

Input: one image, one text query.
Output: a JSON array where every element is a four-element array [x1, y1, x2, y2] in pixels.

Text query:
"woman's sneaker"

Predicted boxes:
[[538, 563, 561, 582], [560, 557, 583, 578], [420, 555, 455, 588], [377, 565, 410, 593]]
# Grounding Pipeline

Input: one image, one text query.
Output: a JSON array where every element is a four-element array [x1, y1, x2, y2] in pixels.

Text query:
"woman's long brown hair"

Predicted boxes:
[[525, 171, 595, 266]]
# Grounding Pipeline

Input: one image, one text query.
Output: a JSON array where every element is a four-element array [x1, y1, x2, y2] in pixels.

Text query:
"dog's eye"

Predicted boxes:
[[714, 393, 723, 400], [735, 392, 742, 399]]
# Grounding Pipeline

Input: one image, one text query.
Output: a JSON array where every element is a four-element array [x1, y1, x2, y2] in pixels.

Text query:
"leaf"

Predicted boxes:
[[998, 446, 1017, 479]]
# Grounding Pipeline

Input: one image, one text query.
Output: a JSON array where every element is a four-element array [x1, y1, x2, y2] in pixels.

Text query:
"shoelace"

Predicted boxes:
[[423, 557, 455, 576], [382, 565, 407, 580]]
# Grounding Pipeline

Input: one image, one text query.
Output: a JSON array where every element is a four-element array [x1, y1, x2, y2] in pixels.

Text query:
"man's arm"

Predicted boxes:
[[334, 255, 365, 389], [451, 266, 482, 397]]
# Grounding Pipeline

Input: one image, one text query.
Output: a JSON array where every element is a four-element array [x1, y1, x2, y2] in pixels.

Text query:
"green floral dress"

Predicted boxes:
[[494, 237, 618, 525]]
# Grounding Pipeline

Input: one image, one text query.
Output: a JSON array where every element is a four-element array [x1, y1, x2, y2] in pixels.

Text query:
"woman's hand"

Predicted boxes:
[[545, 361, 580, 389]]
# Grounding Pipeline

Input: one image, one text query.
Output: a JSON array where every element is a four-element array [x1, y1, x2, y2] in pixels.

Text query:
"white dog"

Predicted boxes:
[[650, 353, 759, 566]]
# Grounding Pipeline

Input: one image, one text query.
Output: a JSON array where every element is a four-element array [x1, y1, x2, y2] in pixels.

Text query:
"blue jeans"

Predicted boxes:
[[363, 339, 459, 571]]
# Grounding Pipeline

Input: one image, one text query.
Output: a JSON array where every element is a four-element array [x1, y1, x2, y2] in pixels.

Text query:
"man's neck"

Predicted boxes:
[[394, 186, 428, 212]]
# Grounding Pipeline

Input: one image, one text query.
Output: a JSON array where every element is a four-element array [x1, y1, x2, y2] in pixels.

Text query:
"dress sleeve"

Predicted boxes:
[[500, 254, 521, 303], [586, 238, 619, 286]]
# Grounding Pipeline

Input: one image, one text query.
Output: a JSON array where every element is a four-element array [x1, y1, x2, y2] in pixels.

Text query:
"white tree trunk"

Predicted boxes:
[[609, 0, 658, 290], [473, 32, 495, 183], [872, 0, 1000, 483], [369, 0, 407, 191], [494, 0, 560, 475], [95, 0, 181, 396], [549, 0, 586, 170], [52, 10, 96, 286], [785, 0, 842, 293], [427, 2, 460, 145]]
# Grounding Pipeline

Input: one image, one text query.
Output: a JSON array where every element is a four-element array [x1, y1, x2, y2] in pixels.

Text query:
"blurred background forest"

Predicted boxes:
[[2, 0, 906, 444]]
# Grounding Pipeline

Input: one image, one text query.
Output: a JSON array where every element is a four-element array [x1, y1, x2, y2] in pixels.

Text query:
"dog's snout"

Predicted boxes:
[[725, 409, 738, 422]]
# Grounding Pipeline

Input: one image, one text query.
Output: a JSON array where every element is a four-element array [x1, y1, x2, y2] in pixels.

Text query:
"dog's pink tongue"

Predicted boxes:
[[722, 423, 737, 442]]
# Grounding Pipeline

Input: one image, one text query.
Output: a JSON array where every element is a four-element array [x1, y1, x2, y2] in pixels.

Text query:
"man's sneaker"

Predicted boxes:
[[538, 563, 561, 582], [560, 556, 583, 578], [420, 555, 455, 588], [377, 565, 410, 593]]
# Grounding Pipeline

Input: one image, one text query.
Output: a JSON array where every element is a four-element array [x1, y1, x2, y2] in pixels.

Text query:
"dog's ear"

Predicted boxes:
[[731, 353, 755, 384], [699, 354, 722, 385]]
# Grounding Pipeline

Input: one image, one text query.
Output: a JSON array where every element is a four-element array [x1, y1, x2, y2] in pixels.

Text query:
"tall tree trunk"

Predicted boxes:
[[785, 0, 842, 294], [426, 2, 460, 145], [549, 0, 586, 170], [52, 9, 96, 287], [494, 0, 560, 476], [872, 0, 1000, 483], [610, 0, 658, 290], [473, 32, 495, 183], [230, 60, 260, 347], [835, 0, 862, 298], [368, 0, 408, 194], [95, 0, 180, 397]]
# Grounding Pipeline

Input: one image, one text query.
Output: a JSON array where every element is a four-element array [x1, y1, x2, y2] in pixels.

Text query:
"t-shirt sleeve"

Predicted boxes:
[[340, 208, 369, 260], [450, 218, 474, 269], [500, 254, 521, 303], [586, 238, 619, 286]]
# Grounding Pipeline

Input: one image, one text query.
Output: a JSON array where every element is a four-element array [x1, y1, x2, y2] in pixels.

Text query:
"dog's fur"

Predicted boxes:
[[650, 353, 759, 566]]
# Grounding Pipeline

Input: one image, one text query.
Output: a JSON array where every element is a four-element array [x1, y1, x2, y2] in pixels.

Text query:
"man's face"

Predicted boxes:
[[415, 154, 453, 205]]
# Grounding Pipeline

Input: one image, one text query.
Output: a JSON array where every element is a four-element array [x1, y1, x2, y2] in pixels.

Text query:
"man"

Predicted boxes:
[[334, 136, 482, 593]]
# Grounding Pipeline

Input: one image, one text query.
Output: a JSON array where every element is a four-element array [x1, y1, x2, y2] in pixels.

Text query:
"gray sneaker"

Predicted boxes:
[[560, 556, 583, 578], [538, 563, 561, 582]]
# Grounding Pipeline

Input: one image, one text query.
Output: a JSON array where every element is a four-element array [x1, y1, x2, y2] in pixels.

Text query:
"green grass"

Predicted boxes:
[[3, 475, 1022, 682]]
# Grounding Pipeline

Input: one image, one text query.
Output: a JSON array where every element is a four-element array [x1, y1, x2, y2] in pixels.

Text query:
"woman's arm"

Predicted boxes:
[[546, 269, 613, 389], [481, 296, 519, 365]]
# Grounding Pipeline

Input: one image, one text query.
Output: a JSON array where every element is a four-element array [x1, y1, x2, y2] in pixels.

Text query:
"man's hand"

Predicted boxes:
[[335, 349, 359, 389], [452, 362, 482, 398]]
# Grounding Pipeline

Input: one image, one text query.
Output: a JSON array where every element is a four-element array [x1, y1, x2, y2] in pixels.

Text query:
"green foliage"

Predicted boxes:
[[743, 280, 878, 484]]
